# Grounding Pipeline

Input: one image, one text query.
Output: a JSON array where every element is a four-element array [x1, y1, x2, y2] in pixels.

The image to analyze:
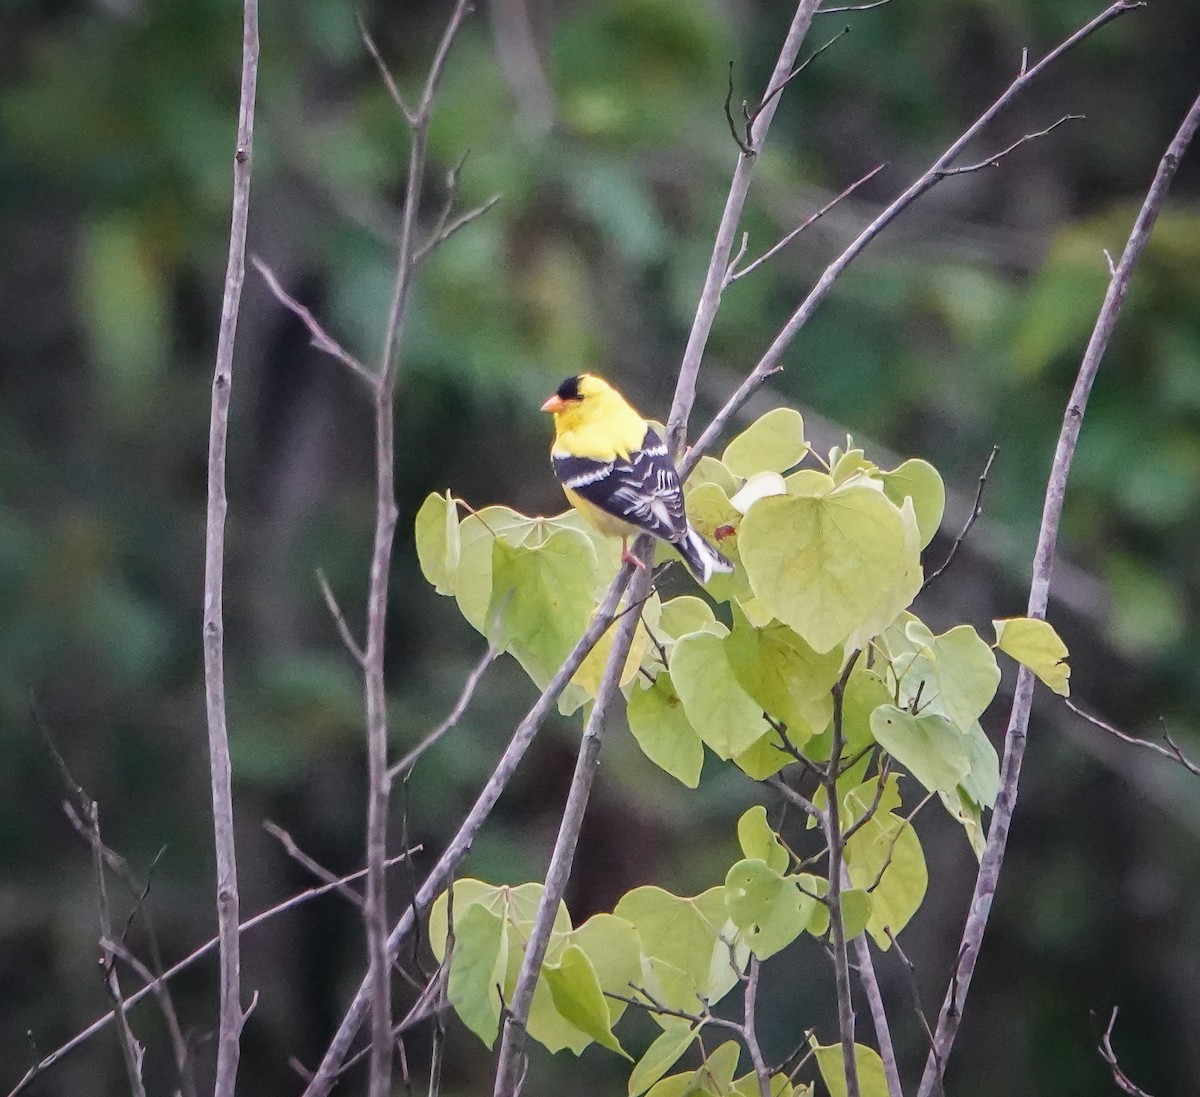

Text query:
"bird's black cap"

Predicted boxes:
[[555, 375, 582, 401]]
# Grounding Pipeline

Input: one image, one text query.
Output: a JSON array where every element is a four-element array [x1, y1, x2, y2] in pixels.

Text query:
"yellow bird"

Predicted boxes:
[[541, 374, 733, 583]]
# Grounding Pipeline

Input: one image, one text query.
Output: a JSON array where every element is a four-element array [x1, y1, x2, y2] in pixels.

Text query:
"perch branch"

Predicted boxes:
[[1065, 700, 1200, 778]]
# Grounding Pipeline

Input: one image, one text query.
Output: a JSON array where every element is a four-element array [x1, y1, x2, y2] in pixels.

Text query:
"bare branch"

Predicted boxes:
[[728, 163, 887, 285], [315, 568, 365, 665], [1098, 1007, 1156, 1097], [358, 16, 415, 124], [414, 194, 504, 265], [301, 568, 634, 1097], [851, 936, 901, 1097], [202, 7, 258, 1093], [818, 0, 893, 12], [921, 446, 999, 593], [751, 24, 852, 129], [916, 81, 1200, 1097], [668, 0, 826, 458], [936, 115, 1083, 176], [493, 562, 655, 1096], [389, 645, 500, 781], [253, 258, 376, 386], [1065, 701, 1200, 778], [264, 821, 364, 907], [5, 853, 415, 1097], [685, 1, 1144, 478]]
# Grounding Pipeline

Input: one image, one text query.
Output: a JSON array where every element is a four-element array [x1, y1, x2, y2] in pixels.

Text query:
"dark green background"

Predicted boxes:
[[2, 0, 1199, 1093]]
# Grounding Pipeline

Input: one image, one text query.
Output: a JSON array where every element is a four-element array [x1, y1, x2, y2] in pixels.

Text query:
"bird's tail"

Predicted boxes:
[[676, 525, 734, 584]]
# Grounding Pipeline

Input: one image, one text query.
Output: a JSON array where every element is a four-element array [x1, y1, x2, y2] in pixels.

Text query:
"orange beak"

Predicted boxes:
[[541, 394, 568, 413]]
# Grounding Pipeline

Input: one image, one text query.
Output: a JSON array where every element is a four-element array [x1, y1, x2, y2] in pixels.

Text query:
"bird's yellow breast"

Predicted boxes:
[[563, 488, 637, 538]]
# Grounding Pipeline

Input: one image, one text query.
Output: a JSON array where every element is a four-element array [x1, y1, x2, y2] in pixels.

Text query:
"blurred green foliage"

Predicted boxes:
[[1, 0, 1199, 1094]]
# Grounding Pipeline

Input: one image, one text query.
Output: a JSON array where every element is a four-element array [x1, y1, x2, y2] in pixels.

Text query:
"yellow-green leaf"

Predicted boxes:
[[870, 705, 970, 795], [488, 529, 598, 691], [736, 806, 789, 874], [627, 673, 705, 788], [879, 459, 946, 548], [544, 944, 630, 1057], [446, 902, 509, 1047], [903, 621, 1001, 732], [993, 616, 1071, 696], [415, 491, 461, 595], [628, 1022, 699, 1097], [670, 631, 767, 759], [722, 407, 808, 478], [740, 481, 918, 654], [811, 1038, 891, 1097]]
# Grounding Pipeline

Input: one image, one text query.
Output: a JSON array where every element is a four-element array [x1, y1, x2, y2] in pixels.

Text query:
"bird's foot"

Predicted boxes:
[[621, 543, 647, 570]]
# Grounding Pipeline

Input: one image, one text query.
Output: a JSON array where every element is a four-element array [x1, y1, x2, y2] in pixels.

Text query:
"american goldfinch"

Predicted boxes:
[[541, 374, 734, 583]]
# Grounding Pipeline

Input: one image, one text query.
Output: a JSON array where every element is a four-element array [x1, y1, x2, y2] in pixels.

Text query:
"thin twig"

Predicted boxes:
[[668, 0, 826, 459], [4, 853, 415, 1097], [750, 25, 852, 128], [684, 1, 1143, 479], [921, 446, 999, 593], [915, 81, 1200, 1097], [1065, 700, 1200, 778], [203, 4, 258, 1092], [414, 194, 504, 264], [316, 568, 366, 665], [818, 0, 893, 12], [728, 163, 887, 284], [388, 646, 500, 781], [252, 258, 376, 386], [493, 562, 654, 1096], [300, 568, 634, 1097], [1098, 1007, 1156, 1097], [885, 930, 944, 1097], [358, 16, 414, 123], [264, 821, 364, 907], [936, 115, 1083, 176]]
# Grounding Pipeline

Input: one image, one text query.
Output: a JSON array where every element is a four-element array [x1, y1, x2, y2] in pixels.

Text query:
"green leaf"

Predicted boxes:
[[629, 1022, 699, 1097], [627, 673, 705, 788], [488, 528, 598, 690], [415, 491, 461, 595], [939, 787, 985, 859], [725, 614, 842, 741], [614, 886, 744, 1015], [453, 506, 536, 631], [879, 459, 946, 549], [567, 913, 643, 1023], [696, 1041, 742, 1094], [811, 1038, 891, 1097], [994, 617, 1071, 696], [838, 888, 873, 941], [722, 408, 808, 478], [724, 859, 812, 959], [736, 806, 789, 874], [731, 726, 792, 780], [903, 621, 1001, 732], [659, 595, 721, 642], [870, 705, 970, 795], [446, 901, 509, 1047], [544, 944, 629, 1057], [730, 1073, 795, 1097], [961, 720, 1001, 809], [670, 631, 767, 759], [844, 783, 928, 948], [685, 455, 739, 496], [740, 481, 918, 653]]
